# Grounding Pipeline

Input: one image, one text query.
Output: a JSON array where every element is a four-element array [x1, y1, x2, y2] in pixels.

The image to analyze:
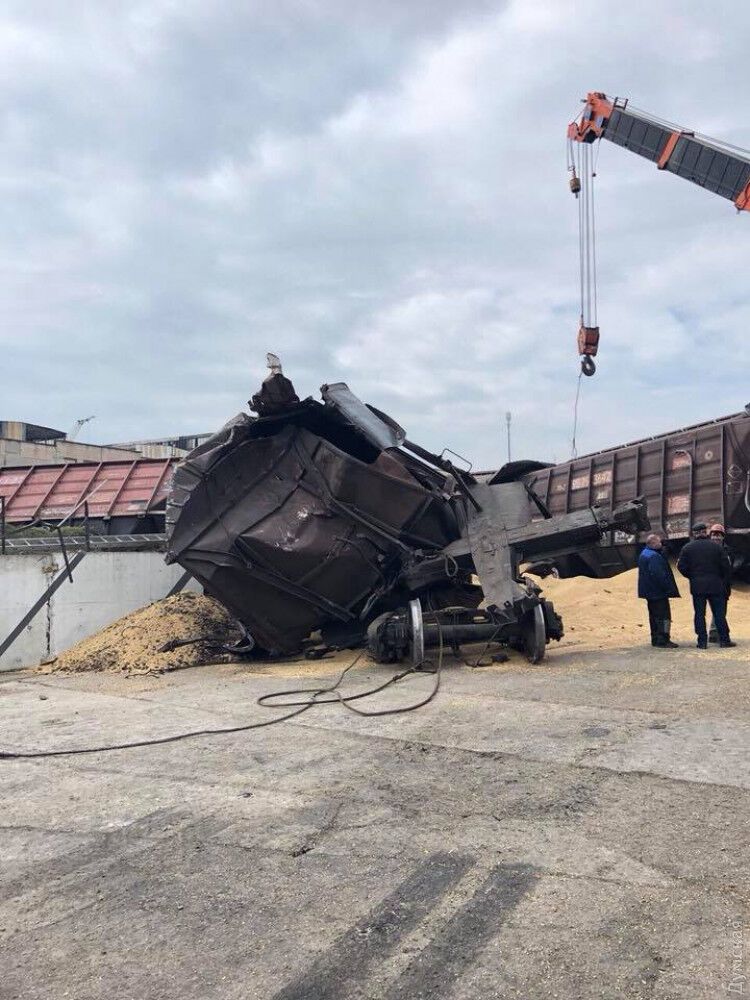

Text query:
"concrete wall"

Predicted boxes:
[[0, 551, 198, 670]]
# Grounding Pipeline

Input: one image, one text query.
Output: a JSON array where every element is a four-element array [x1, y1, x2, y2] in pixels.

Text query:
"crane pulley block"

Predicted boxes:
[[578, 325, 599, 377], [577, 324, 599, 356]]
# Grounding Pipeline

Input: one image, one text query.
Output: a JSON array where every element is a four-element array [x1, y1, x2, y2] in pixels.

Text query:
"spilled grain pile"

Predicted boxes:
[[40, 592, 237, 675], [537, 565, 750, 653], [38, 565, 750, 676]]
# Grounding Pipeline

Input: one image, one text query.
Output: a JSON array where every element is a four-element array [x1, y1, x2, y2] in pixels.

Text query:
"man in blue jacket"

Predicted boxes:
[[638, 533, 680, 648]]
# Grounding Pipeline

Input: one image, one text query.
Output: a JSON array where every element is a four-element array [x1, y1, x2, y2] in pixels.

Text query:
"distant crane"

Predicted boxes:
[[67, 416, 96, 441]]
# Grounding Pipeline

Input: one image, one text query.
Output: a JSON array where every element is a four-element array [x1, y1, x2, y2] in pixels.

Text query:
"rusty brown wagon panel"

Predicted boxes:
[[523, 409, 750, 573], [0, 459, 177, 524]]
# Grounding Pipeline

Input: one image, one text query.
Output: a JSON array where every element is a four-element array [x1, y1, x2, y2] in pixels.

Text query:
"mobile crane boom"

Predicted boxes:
[[569, 92, 750, 211], [567, 92, 750, 377]]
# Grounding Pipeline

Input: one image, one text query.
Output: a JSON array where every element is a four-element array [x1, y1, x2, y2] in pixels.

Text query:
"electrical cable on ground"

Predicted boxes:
[[0, 645, 444, 760], [453, 626, 504, 668], [432, 606, 505, 669]]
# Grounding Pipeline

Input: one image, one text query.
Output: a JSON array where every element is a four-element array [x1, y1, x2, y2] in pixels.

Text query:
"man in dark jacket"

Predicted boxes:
[[677, 522, 735, 649], [638, 533, 680, 648], [708, 523, 732, 643]]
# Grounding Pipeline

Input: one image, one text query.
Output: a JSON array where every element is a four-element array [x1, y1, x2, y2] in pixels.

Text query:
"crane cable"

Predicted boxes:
[[578, 142, 598, 333], [569, 121, 601, 380], [570, 370, 583, 460], [568, 130, 602, 455]]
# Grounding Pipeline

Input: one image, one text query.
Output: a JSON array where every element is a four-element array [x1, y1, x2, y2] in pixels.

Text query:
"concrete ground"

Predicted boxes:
[[1, 639, 748, 999]]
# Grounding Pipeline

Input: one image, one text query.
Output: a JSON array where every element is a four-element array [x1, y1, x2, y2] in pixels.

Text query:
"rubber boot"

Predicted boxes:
[[659, 619, 678, 649]]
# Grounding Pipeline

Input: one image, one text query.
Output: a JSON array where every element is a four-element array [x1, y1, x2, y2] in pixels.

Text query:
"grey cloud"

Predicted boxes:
[[1, 0, 749, 466]]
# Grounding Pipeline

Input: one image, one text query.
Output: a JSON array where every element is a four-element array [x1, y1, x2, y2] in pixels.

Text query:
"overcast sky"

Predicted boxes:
[[2, 0, 749, 467]]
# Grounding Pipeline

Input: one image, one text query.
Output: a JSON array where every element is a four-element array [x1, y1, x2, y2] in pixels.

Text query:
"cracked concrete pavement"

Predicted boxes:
[[1, 642, 749, 999]]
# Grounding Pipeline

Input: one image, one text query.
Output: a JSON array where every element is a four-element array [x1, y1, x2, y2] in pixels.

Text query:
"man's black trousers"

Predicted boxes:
[[646, 598, 671, 645], [692, 594, 729, 644]]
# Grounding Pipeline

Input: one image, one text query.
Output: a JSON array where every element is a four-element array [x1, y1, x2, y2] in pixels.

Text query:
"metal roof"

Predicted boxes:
[[0, 421, 65, 442], [0, 458, 178, 524]]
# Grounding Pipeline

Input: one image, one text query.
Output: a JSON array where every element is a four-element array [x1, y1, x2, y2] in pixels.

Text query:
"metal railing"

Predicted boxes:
[[2, 533, 166, 553]]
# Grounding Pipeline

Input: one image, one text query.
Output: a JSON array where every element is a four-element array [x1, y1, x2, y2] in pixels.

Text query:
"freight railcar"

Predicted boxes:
[[520, 408, 750, 578]]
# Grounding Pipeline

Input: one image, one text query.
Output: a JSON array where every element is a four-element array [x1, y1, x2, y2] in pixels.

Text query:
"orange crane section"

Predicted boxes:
[[567, 92, 750, 376], [569, 92, 750, 211]]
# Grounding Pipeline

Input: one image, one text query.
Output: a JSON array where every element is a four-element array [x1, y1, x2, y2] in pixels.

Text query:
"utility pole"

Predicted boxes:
[[505, 411, 512, 463]]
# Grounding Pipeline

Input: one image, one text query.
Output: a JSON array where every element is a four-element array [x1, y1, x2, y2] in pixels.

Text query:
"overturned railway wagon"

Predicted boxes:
[[522, 408, 750, 576], [164, 364, 648, 662]]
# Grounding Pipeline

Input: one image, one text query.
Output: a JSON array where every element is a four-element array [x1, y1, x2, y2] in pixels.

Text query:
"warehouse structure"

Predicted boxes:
[[0, 421, 213, 468], [107, 433, 212, 459], [0, 421, 141, 468]]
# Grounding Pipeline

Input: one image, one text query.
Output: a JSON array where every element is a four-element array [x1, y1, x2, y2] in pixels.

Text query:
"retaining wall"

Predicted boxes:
[[0, 551, 197, 670]]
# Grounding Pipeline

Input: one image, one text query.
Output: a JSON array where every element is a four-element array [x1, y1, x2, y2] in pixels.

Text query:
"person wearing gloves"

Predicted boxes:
[[637, 533, 680, 648], [677, 521, 735, 649]]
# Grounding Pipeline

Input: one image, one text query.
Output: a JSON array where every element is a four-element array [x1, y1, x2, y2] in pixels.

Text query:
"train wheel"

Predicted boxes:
[[409, 599, 425, 666], [522, 604, 546, 664]]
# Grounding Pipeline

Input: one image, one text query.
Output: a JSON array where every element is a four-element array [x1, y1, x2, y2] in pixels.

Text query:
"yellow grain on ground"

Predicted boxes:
[[39, 592, 237, 675], [40, 565, 750, 676], [537, 565, 750, 655]]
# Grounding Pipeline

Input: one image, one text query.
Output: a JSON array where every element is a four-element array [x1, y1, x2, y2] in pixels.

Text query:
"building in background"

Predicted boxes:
[[107, 434, 212, 459], [0, 422, 141, 468], [0, 423, 214, 467]]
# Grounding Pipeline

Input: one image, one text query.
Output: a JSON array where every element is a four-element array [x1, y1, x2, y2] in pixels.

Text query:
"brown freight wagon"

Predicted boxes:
[[520, 407, 750, 579]]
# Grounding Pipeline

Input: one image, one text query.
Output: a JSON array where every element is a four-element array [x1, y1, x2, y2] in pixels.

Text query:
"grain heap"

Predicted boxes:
[[40, 565, 750, 676], [40, 592, 237, 675]]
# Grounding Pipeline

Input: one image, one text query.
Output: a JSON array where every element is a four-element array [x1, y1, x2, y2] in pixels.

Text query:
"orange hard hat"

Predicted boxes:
[[709, 523, 726, 535]]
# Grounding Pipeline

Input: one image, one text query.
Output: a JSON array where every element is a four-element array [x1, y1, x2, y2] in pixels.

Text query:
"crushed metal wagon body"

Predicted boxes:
[[165, 366, 649, 663]]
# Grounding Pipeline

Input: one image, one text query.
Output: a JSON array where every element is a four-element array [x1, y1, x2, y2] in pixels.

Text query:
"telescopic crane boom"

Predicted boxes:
[[567, 92, 750, 375]]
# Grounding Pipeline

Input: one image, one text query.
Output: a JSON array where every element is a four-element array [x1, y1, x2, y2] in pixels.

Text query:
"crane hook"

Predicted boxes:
[[581, 355, 596, 377]]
